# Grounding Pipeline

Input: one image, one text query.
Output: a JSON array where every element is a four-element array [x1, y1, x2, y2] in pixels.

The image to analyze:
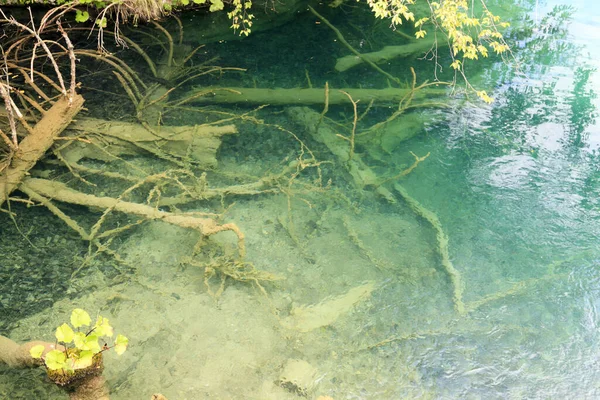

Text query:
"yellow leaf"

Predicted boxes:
[[71, 309, 91, 328], [55, 323, 75, 344], [415, 17, 429, 27], [73, 332, 87, 348], [45, 350, 67, 370], [29, 344, 45, 359], [94, 316, 114, 337], [73, 350, 94, 369], [415, 30, 426, 39], [114, 334, 129, 355], [476, 90, 494, 104]]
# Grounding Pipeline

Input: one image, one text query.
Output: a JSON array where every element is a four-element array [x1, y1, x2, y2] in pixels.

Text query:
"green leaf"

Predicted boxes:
[[55, 323, 75, 343], [209, 0, 224, 12], [29, 344, 45, 359], [73, 350, 94, 369], [75, 333, 101, 353], [193, 0, 206, 3], [75, 10, 89, 23], [71, 309, 91, 328], [84, 335, 101, 353], [95, 17, 107, 29], [94, 316, 113, 337], [114, 334, 129, 355], [181, 0, 190, 4], [73, 332, 87, 349], [45, 350, 67, 370]]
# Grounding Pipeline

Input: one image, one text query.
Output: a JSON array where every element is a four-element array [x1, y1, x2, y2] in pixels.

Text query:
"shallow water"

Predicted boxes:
[[1, 1, 600, 399]]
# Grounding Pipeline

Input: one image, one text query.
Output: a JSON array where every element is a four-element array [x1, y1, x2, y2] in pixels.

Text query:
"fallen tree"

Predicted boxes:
[[0, 95, 84, 206], [185, 86, 447, 106], [20, 177, 246, 257], [334, 38, 443, 72], [59, 118, 237, 169]]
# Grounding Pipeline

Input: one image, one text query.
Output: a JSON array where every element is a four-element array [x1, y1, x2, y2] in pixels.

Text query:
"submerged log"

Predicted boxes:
[[59, 118, 237, 168], [287, 106, 465, 314], [0, 94, 84, 207], [286, 106, 388, 193], [20, 177, 246, 257], [335, 38, 440, 72], [188, 86, 446, 106]]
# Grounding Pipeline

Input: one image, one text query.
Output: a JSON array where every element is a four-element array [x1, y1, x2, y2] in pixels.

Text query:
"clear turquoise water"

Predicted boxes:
[[2, 1, 600, 398], [377, 1, 600, 397], [204, 1, 600, 396]]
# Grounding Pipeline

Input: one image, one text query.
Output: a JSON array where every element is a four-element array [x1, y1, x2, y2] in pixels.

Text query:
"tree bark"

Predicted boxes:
[[0, 94, 84, 207]]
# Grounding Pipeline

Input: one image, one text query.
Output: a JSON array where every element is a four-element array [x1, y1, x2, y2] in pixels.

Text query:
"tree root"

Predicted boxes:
[[184, 256, 283, 301], [393, 183, 465, 314]]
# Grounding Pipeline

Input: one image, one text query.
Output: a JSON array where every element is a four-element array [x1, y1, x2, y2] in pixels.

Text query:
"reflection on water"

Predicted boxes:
[[392, 1, 600, 397]]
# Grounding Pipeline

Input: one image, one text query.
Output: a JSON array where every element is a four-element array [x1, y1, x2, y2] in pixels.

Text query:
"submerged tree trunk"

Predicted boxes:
[[0, 94, 84, 207], [188, 86, 446, 106]]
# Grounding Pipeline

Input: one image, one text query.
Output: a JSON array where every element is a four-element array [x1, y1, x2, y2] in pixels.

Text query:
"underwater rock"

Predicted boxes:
[[277, 359, 318, 397]]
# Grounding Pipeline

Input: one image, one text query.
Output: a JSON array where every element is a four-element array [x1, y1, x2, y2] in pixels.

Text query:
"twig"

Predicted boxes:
[[56, 21, 76, 103], [0, 7, 67, 96], [338, 90, 358, 162], [376, 151, 430, 187], [0, 83, 18, 150], [308, 5, 400, 85], [152, 21, 174, 68], [315, 81, 329, 134], [172, 14, 184, 46]]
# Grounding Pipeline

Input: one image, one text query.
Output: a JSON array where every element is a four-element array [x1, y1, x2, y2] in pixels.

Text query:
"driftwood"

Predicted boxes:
[[20, 177, 246, 257], [0, 94, 84, 207], [287, 106, 465, 314], [335, 38, 444, 72], [60, 118, 237, 168], [187, 87, 446, 106]]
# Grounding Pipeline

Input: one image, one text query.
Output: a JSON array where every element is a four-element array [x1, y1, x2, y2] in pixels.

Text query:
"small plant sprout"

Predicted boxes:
[[29, 309, 128, 384]]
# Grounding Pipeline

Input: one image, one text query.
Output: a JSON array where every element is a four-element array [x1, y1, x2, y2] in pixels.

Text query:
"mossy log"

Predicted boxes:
[[335, 38, 441, 72], [0, 94, 84, 207], [188, 86, 446, 106], [60, 118, 237, 168]]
